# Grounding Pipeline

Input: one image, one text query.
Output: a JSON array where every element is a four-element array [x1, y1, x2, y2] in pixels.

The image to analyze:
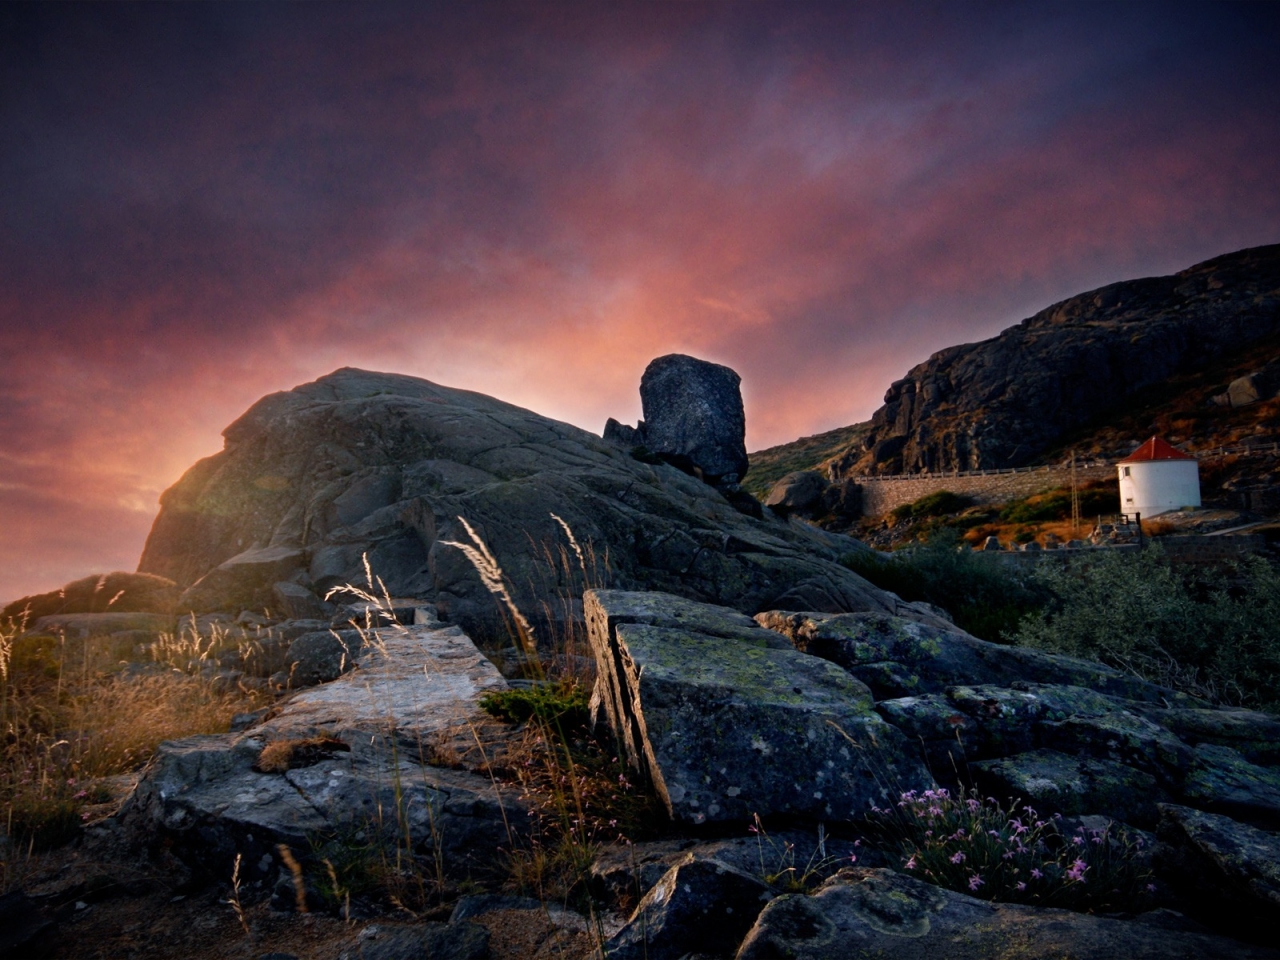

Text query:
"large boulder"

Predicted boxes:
[[585, 589, 931, 825], [736, 868, 1280, 959], [137, 368, 893, 639], [3, 571, 179, 622], [637, 353, 749, 483], [764, 470, 829, 514]]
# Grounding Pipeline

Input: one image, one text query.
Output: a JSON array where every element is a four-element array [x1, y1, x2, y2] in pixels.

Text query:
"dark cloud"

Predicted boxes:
[[1, 2, 1278, 603]]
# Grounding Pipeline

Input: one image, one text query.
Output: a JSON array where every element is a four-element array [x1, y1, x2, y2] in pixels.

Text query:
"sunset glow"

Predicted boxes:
[[2, 2, 1278, 603]]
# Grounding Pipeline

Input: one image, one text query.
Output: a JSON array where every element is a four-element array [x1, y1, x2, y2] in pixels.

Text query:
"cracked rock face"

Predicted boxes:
[[121, 614, 523, 883], [137, 367, 893, 639], [585, 590, 931, 824]]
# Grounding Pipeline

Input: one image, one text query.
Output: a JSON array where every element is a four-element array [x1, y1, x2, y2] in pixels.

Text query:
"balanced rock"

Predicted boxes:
[[639, 353, 749, 483], [137, 368, 891, 636], [585, 589, 930, 824]]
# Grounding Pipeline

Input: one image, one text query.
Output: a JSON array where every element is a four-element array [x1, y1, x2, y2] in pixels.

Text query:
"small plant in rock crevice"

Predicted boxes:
[[864, 787, 1155, 913], [748, 814, 856, 894]]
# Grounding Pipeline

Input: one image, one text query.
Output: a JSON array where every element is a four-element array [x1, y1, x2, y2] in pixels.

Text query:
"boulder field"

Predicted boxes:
[[94, 588, 1280, 958]]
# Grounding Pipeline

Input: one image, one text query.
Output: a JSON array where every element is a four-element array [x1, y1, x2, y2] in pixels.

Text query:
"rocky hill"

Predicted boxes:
[[817, 243, 1280, 477], [135, 367, 907, 643]]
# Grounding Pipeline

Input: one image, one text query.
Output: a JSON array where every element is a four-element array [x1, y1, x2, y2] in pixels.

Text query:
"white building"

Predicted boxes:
[[1117, 436, 1200, 519]]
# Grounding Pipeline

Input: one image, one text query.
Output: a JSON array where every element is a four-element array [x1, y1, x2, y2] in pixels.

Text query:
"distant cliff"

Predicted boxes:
[[830, 244, 1280, 477]]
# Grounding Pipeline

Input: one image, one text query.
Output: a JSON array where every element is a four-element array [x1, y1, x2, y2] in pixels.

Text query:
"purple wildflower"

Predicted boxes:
[[968, 874, 984, 891], [950, 851, 966, 864]]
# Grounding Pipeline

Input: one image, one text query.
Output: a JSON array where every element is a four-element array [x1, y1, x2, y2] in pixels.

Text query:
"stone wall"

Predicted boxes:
[[856, 463, 1116, 517]]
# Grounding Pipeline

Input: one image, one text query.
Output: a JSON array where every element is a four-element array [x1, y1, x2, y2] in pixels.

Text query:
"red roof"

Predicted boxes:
[[1118, 436, 1195, 463]]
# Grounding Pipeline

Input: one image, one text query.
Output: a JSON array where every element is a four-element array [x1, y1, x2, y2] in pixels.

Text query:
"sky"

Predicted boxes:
[[2, 2, 1279, 605]]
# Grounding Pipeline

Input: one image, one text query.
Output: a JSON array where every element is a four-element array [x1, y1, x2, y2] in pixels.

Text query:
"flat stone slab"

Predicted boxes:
[[123, 618, 522, 883], [586, 590, 930, 824], [30, 611, 175, 638], [263, 619, 508, 740], [757, 610, 1200, 705], [737, 868, 1280, 960]]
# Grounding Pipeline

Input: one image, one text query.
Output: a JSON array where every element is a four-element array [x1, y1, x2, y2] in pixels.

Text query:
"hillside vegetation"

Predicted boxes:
[[743, 421, 869, 499]]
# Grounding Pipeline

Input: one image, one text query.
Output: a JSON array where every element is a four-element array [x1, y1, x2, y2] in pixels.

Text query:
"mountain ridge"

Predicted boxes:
[[747, 243, 1280, 489]]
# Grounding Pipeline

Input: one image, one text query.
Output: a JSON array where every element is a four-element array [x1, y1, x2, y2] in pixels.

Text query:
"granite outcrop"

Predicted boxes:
[[832, 243, 1280, 476]]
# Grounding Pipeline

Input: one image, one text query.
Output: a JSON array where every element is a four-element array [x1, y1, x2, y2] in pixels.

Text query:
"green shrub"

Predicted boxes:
[[479, 682, 591, 730], [843, 532, 1048, 642], [891, 490, 971, 523], [1013, 548, 1280, 711], [1000, 485, 1118, 524]]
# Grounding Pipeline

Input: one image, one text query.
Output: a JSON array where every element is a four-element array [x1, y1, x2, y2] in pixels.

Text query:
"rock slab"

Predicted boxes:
[[122, 613, 523, 883], [736, 868, 1280, 959], [585, 589, 930, 824]]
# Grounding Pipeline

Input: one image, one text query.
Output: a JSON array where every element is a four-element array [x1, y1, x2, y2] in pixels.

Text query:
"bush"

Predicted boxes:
[[1000, 485, 1118, 524], [843, 532, 1048, 642], [891, 490, 971, 523], [478, 682, 591, 730], [1013, 547, 1280, 711]]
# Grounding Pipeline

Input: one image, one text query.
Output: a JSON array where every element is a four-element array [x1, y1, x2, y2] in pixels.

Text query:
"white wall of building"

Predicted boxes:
[[1118, 459, 1201, 518]]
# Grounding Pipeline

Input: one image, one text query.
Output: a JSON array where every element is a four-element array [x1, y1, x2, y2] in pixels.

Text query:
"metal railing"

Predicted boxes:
[[844, 436, 1279, 483]]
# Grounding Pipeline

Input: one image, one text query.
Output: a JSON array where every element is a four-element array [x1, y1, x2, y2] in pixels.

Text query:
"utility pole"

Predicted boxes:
[[1070, 448, 1081, 536]]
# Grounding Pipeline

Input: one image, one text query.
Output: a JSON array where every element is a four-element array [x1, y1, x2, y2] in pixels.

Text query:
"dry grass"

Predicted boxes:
[[1, 615, 271, 890], [254, 736, 350, 774], [1141, 518, 1178, 537]]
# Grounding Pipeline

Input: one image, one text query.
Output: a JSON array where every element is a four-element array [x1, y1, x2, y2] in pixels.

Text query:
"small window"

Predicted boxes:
[[1122, 466, 1131, 477]]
